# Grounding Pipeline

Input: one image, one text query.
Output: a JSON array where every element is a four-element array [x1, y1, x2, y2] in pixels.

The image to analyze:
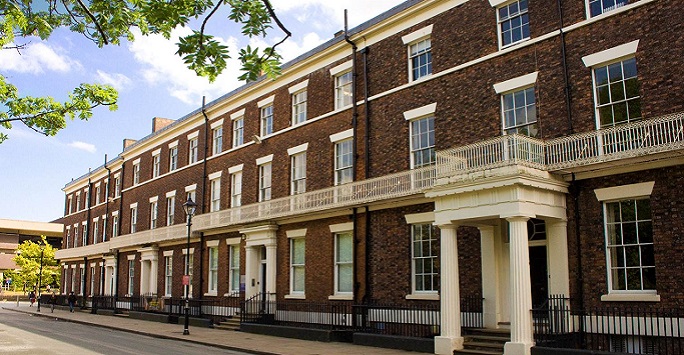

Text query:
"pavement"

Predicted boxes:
[[1, 300, 417, 355]]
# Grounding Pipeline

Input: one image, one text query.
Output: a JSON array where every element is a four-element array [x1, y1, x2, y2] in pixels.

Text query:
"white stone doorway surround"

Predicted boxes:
[[426, 166, 570, 355], [241, 224, 278, 300]]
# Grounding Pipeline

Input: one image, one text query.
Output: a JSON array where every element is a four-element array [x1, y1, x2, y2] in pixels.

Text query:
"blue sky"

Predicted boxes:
[[0, 0, 405, 222]]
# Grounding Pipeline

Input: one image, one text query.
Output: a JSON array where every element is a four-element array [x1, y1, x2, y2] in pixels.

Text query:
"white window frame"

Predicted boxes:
[[411, 223, 439, 294], [90, 266, 96, 296], [231, 171, 242, 207], [95, 185, 101, 205], [289, 232, 306, 296], [595, 182, 660, 302], [169, 146, 178, 171], [130, 203, 138, 233], [291, 90, 307, 125], [334, 138, 353, 186], [81, 222, 87, 246], [207, 245, 218, 295], [334, 71, 353, 110], [259, 162, 272, 202], [333, 231, 354, 297], [212, 124, 223, 155], [209, 171, 222, 212], [114, 174, 121, 197], [494, 0, 530, 49], [164, 254, 173, 296], [112, 214, 119, 237], [166, 194, 175, 226], [290, 152, 307, 195], [188, 136, 199, 164], [127, 259, 135, 296], [152, 153, 161, 178], [132, 160, 141, 185], [586, 0, 628, 18], [229, 244, 241, 293], [183, 249, 194, 298], [149, 199, 158, 230], [402, 25, 433, 82]]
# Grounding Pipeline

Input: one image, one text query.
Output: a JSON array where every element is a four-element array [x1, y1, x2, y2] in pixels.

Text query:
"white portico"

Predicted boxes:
[[241, 224, 279, 299], [427, 165, 570, 355]]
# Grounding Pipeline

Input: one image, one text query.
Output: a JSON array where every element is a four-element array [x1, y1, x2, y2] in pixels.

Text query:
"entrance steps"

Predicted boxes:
[[454, 328, 510, 355], [214, 315, 241, 331]]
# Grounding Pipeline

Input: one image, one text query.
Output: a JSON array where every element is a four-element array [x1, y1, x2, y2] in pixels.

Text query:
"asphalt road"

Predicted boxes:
[[0, 307, 250, 355]]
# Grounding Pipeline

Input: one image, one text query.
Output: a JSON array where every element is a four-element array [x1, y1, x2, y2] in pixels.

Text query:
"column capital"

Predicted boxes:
[[505, 216, 531, 223], [435, 222, 459, 230]]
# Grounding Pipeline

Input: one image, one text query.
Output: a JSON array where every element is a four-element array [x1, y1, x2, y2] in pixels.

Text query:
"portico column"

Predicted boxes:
[[149, 256, 158, 296], [434, 223, 464, 355], [265, 243, 277, 295], [547, 220, 570, 297], [140, 260, 149, 295], [244, 246, 260, 298], [479, 225, 501, 329], [504, 217, 534, 355]]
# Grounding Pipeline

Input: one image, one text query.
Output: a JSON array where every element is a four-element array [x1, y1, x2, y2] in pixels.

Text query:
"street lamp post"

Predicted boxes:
[[182, 197, 197, 336], [36, 245, 45, 312]]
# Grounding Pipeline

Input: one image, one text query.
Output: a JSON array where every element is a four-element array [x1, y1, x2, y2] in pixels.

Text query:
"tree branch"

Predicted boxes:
[[259, 0, 290, 62], [72, 0, 109, 45], [198, 0, 223, 52]]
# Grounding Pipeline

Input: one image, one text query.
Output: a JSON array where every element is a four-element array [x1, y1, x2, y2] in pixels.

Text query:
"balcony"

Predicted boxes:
[[57, 112, 684, 258]]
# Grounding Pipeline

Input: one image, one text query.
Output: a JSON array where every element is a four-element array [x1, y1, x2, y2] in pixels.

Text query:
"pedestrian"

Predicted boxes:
[[50, 292, 56, 313], [29, 290, 36, 307], [67, 291, 76, 313]]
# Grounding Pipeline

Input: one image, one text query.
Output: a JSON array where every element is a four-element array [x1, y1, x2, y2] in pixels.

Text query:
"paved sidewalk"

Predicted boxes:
[[1, 301, 417, 355]]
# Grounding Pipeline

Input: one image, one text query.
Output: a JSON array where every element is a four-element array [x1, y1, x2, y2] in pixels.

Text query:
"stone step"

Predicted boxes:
[[463, 340, 505, 352], [453, 348, 502, 355]]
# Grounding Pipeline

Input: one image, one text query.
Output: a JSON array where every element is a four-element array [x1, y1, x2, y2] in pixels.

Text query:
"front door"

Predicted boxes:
[[529, 245, 548, 308]]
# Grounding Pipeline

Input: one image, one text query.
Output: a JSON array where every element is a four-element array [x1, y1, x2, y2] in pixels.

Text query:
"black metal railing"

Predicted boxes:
[[533, 296, 684, 354], [352, 302, 440, 338], [461, 296, 484, 328]]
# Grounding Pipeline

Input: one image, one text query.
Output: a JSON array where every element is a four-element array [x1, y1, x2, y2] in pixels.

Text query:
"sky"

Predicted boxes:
[[0, 0, 406, 223]]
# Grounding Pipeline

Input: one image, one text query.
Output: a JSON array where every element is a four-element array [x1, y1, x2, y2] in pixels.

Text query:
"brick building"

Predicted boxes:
[[55, 0, 684, 354]]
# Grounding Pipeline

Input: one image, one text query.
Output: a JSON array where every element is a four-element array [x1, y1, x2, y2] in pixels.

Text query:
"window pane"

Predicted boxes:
[[338, 264, 353, 292]]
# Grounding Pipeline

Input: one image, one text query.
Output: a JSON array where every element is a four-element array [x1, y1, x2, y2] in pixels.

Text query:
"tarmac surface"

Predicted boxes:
[[1, 300, 417, 355]]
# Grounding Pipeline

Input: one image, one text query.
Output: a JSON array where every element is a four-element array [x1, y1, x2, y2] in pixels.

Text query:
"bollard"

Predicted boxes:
[[16, 295, 19, 307]]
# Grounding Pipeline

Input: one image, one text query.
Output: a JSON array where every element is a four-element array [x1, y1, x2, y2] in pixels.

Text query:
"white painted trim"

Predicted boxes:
[[329, 129, 354, 143], [256, 154, 274, 165], [488, 0, 510, 7], [166, 190, 176, 198], [404, 212, 435, 224], [225, 238, 241, 246], [287, 143, 309, 155], [127, 255, 136, 260], [284, 294, 306, 300], [406, 293, 440, 301], [163, 250, 174, 257], [328, 294, 353, 300], [601, 293, 660, 302], [151, 148, 161, 156], [181, 248, 195, 254], [594, 181, 655, 201], [185, 184, 197, 192], [329, 222, 353, 233], [403, 103, 437, 121], [401, 24, 434, 44], [132, 158, 141, 165], [82, 221, 87, 226], [230, 109, 246, 120], [228, 164, 244, 174], [210, 119, 224, 129], [288, 80, 309, 94], [257, 95, 275, 108], [493, 72, 539, 94], [111, 210, 119, 217], [329, 60, 353, 76], [286, 229, 307, 238], [94, 182, 101, 188], [130, 202, 138, 209], [582, 40, 640, 67], [149, 196, 159, 203], [168, 140, 179, 148], [93, 217, 99, 222], [187, 131, 199, 140], [206, 240, 219, 247], [70, 264, 77, 269], [208, 171, 222, 180]]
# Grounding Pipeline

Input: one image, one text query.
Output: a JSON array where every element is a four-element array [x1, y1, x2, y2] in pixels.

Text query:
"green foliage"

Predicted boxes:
[[9, 236, 60, 292], [0, 0, 288, 142]]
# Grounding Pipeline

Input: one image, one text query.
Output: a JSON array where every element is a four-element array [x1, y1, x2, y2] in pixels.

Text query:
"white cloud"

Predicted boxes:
[[0, 42, 81, 74], [270, 0, 405, 30], [68, 141, 97, 154], [95, 70, 132, 91], [128, 28, 241, 105]]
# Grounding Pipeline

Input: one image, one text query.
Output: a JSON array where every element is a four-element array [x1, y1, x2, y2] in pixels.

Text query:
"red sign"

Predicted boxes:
[[182, 275, 190, 285]]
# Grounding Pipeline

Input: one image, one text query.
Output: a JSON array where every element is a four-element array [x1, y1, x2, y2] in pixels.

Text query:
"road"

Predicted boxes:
[[0, 307, 250, 355]]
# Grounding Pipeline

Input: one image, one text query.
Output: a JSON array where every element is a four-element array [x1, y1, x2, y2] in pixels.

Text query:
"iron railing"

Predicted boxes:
[[352, 302, 440, 338], [533, 296, 684, 355]]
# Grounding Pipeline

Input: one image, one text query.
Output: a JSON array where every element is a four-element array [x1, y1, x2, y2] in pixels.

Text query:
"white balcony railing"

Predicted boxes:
[[192, 166, 436, 232]]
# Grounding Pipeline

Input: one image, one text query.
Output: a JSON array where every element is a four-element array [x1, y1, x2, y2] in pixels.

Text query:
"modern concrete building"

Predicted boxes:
[[0, 219, 63, 287], [55, 0, 684, 354]]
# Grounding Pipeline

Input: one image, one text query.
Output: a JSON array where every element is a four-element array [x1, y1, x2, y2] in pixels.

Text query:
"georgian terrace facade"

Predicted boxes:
[[56, 0, 684, 354]]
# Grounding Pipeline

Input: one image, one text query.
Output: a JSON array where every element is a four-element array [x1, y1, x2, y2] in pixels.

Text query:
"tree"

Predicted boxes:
[[7, 236, 60, 293], [0, 0, 290, 143]]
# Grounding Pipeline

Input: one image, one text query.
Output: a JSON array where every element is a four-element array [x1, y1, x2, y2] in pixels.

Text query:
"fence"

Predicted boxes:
[[533, 297, 684, 355]]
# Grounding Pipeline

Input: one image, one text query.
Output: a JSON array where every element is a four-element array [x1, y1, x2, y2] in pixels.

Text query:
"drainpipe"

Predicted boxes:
[[570, 174, 584, 312], [199, 232, 205, 300], [118, 156, 125, 239], [114, 249, 120, 301], [201, 97, 209, 214], [86, 170, 92, 247], [104, 154, 111, 243], [82, 256, 88, 308], [344, 9, 361, 307], [361, 46, 372, 304], [557, 0, 574, 133]]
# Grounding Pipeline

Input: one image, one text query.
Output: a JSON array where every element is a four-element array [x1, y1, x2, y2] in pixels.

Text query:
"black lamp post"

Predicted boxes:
[[36, 245, 45, 312], [182, 197, 197, 336]]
